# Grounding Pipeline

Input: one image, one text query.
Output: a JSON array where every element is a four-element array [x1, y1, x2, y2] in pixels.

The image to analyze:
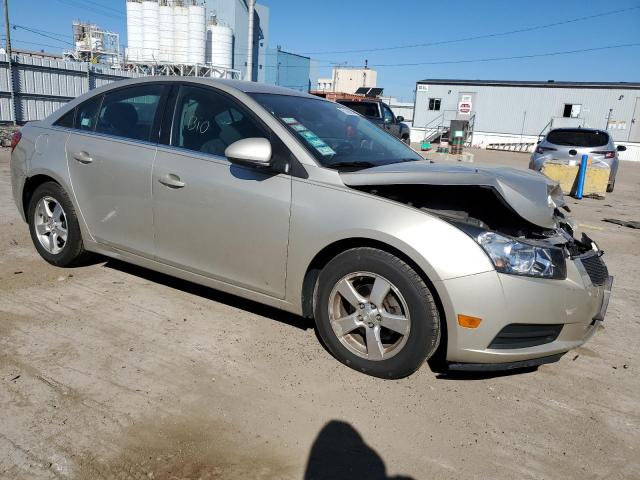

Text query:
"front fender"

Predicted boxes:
[[285, 178, 494, 312]]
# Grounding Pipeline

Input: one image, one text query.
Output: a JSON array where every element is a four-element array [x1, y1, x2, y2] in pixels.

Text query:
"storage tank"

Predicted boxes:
[[208, 25, 233, 69], [126, 0, 143, 62], [187, 4, 206, 65], [173, 5, 189, 64], [158, 3, 174, 63], [141, 0, 160, 62]]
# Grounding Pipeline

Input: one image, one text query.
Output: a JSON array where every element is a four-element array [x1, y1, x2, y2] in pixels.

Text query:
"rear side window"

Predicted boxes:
[[337, 101, 380, 118], [546, 129, 608, 148], [95, 85, 164, 142], [171, 85, 267, 157], [54, 108, 76, 128], [75, 95, 102, 131]]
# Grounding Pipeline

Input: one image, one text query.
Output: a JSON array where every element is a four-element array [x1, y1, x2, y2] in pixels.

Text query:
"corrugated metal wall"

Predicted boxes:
[[0, 53, 144, 124], [414, 82, 640, 144]]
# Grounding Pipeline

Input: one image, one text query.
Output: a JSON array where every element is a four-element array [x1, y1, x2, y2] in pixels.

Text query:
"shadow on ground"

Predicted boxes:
[[304, 420, 414, 480], [102, 258, 311, 331]]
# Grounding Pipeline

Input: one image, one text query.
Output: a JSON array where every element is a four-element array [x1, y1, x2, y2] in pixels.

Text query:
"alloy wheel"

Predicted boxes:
[[34, 196, 68, 255], [328, 272, 411, 361]]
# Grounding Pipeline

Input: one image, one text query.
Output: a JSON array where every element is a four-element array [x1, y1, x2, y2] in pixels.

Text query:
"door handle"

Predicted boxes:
[[74, 151, 93, 164], [158, 174, 186, 189]]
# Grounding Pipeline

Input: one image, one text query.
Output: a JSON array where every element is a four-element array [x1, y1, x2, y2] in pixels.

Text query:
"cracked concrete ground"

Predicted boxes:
[[1, 147, 639, 479]]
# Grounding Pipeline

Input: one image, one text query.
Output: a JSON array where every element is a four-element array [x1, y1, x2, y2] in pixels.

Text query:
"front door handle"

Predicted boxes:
[[74, 151, 93, 164], [158, 174, 186, 189]]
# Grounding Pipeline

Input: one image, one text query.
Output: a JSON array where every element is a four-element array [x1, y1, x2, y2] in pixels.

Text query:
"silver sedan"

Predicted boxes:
[[10, 77, 612, 378]]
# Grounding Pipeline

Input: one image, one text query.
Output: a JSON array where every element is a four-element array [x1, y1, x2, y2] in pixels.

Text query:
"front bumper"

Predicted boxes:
[[437, 253, 611, 365]]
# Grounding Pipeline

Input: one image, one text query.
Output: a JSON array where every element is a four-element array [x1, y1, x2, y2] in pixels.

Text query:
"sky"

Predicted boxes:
[[3, 0, 640, 101]]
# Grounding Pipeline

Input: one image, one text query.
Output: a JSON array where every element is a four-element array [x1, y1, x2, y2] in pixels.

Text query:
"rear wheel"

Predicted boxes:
[[27, 182, 89, 267], [314, 248, 440, 379]]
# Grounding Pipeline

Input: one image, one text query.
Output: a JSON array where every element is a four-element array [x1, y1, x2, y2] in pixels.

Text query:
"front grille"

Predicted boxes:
[[488, 324, 563, 350], [580, 254, 609, 286]]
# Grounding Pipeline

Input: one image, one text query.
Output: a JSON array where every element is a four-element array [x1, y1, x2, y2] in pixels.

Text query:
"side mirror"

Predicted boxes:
[[396, 116, 404, 122], [225, 137, 272, 168], [617, 145, 626, 152]]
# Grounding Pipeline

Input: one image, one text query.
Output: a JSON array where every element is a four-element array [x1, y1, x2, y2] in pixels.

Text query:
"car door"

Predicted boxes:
[[381, 103, 400, 138], [152, 84, 292, 298], [66, 83, 167, 256]]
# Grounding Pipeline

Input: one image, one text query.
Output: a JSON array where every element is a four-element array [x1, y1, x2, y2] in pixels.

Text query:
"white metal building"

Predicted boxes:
[[317, 66, 377, 94], [412, 79, 640, 161]]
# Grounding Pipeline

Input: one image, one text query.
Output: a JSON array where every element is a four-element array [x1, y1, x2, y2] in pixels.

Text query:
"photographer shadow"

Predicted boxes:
[[304, 420, 414, 480]]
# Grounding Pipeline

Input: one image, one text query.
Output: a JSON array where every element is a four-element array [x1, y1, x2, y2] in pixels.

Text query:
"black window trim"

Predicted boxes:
[[52, 82, 172, 147], [158, 81, 307, 178]]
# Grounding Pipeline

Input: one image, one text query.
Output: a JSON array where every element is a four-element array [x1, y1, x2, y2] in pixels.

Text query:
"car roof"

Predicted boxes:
[[41, 76, 321, 125], [106, 76, 317, 98], [548, 127, 608, 134]]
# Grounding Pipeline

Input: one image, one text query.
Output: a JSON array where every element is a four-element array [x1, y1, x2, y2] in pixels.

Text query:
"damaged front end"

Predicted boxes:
[[341, 161, 599, 280]]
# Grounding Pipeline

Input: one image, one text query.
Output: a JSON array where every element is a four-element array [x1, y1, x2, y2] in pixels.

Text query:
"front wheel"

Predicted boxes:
[[314, 248, 441, 379], [402, 135, 411, 145], [27, 181, 89, 267]]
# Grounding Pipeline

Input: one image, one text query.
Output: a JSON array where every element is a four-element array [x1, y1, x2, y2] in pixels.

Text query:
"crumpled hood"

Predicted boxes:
[[340, 160, 565, 229]]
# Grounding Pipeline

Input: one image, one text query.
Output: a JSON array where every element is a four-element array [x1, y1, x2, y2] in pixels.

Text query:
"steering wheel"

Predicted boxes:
[[334, 142, 354, 156]]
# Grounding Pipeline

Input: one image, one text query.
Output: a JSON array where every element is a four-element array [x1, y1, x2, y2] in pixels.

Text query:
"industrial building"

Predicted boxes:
[[264, 47, 310, 92], [125, 0, 270, 81], [412, 79, 640, 161], [316, 65, 377, 94]]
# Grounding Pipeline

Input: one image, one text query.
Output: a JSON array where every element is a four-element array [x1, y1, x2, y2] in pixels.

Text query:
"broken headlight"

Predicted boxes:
[[459, 226, 566, 279]]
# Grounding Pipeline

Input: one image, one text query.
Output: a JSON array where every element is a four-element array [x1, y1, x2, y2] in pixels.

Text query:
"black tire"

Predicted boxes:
[[314, 248, 440, 379], [402, 135, 411, 145], [27, 181, 89, 267], [606, 178, 615, 193]]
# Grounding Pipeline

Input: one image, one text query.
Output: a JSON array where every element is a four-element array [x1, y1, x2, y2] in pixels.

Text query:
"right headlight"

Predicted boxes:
[[459, 226, 566, 280]]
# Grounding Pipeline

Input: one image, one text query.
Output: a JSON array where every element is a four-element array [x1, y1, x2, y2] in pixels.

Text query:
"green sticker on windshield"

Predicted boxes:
[[282, 117, 335, 156], [316, 146, 336, 156]]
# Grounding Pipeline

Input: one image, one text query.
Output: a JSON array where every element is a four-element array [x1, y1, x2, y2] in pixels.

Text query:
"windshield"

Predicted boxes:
[[546, 129, 609, 147], [249, 93, 422, 171]]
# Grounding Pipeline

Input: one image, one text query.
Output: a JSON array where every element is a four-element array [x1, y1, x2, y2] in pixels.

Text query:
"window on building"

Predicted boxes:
[[563, 104, 582, 118], [95, 85, 165, 142], [428, 98, 441, 111]]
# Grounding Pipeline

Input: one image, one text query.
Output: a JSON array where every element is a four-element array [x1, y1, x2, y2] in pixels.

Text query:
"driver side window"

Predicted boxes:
[[382, 105, 395, 123], [171, 85, 267, 157]]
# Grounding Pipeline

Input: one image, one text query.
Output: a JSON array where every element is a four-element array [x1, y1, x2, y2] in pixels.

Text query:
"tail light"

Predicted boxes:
[[10, 131, 22, 152], [592, 150, 615, 159], [535, 145, 556, 154]]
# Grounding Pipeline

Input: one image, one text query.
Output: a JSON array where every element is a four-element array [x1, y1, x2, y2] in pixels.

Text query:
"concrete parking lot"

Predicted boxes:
[[1, 147, 639, 479]]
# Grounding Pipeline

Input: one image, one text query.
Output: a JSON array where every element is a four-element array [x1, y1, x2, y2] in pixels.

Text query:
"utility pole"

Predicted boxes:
[[3, 0, 15, 125], [246, 0, 255, 81]]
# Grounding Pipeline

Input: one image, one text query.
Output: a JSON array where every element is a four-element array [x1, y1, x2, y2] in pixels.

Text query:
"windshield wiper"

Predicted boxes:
[[329, 161, 377, 170]]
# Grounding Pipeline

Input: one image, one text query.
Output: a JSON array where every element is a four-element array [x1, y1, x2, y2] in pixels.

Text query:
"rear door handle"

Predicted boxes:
[[73, 151, 93, 164], [158, 174, 186, 189]]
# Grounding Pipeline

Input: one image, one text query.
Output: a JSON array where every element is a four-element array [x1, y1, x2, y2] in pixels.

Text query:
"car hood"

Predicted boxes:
[[340, 160, 565, 229]]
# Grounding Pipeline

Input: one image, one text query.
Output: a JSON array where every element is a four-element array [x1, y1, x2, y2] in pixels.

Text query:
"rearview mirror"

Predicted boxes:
[[225, 138, 272, 168], [617, 145, 627, 152], [396, 116, 404, 122]]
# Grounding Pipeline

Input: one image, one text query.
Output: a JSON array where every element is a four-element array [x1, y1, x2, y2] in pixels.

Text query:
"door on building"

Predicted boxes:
[[629, 97, 640, 142]]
